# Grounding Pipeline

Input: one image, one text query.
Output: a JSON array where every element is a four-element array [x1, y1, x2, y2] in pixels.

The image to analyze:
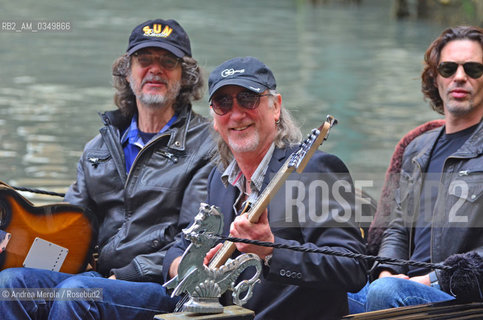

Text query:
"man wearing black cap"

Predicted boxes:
[[0, 19, 215, 319], [163, 57, 367, 319]]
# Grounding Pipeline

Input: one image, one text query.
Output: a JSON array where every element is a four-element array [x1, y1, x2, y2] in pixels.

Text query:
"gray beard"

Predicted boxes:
[[228, 132, 259, 153], [129, 74, 180, 109], [138, 92, 168, 106]]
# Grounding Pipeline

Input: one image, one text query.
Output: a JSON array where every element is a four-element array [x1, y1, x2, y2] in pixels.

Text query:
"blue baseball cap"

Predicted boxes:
[[126, 19, 191, 58], [208, 56, 276, 100]]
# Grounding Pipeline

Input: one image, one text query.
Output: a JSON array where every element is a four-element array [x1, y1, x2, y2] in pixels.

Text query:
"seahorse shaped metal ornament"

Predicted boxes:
[[164, 203, 262, 314]]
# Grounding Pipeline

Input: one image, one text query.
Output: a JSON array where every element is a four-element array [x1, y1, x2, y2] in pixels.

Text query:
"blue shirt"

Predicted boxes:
[[121, 113, 178, 174]]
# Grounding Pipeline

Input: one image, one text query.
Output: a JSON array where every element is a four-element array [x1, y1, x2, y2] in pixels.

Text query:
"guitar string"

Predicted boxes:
[[11, 186, 65, 198]]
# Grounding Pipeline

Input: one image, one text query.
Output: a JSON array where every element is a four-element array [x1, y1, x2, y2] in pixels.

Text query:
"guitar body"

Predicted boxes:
[[0, 183, 97, 274]]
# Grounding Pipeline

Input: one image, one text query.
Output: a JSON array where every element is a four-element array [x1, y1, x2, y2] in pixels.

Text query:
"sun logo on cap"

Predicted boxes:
[[142, 24, 173, 38]]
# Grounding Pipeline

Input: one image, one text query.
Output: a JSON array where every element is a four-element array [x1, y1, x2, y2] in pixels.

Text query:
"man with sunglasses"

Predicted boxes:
[[163, 57, 367, 319], [363, 26, 483, 312], [0, 19, 215, 319]]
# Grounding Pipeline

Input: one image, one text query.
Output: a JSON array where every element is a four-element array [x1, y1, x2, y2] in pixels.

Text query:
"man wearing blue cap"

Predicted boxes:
[[164, 57, 367, 319], [0, 19, 215, 319]]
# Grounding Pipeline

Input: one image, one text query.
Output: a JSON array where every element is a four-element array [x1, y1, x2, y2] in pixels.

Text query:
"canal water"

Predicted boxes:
[[0, 0, 448, 201]]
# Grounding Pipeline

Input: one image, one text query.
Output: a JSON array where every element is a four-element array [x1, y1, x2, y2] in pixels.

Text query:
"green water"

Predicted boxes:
[[0, 0, 447, 200]]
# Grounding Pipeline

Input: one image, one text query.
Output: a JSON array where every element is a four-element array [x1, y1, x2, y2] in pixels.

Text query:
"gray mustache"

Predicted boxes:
[[142, 75, 167, 86]]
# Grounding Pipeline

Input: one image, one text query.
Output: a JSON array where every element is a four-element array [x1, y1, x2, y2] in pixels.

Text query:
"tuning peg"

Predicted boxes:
[[326, 115, 338, 127]]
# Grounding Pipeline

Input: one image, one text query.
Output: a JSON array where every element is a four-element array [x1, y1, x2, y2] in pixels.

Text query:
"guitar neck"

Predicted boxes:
[[247, 159, 294, 223], [208, 241, 236, 269], [208, 158, 295, 269]]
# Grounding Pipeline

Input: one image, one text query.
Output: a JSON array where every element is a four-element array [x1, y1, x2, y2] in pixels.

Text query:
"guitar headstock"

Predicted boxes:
[[289, 115, 337, 173]]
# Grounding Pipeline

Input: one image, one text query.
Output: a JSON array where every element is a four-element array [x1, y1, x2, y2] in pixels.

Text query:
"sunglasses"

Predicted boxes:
[[437, 62, 483, 79], [210, 91, 271, 115], [133, 52, 181, 70]]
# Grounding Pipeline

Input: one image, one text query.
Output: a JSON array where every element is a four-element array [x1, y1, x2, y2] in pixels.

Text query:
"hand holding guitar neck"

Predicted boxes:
[[230, 208, 274, 259]]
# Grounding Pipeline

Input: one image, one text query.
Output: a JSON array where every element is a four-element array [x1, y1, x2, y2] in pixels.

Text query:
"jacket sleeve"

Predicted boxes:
[[371, 199, 411, 278], [61, 146, 102, 275], [370, 166, 413, 279], [64, 148, 97, 222], [162, 167, 218, 283], [262, 152, 367, 293]]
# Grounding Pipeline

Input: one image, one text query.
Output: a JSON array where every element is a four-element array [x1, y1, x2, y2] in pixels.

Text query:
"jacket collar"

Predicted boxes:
[[451, 119, 483, 158], [164, 107, 192, 151], [262, 146, 295, 191], [412, 127, 441, 168], [100, 107, 193, 152], [412, 119, 483, 167], [100, 109, 131, 130]]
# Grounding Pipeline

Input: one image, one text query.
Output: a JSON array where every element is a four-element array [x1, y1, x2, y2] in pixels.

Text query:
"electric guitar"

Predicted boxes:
[[0, 181, 98, 274], [208, 115, 337, 268]]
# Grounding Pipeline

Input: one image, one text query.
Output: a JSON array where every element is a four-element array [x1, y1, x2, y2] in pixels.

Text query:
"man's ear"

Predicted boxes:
[[125, 62, 131, 83], [210, 108, 220, 132], [273, 93, 282, 122]]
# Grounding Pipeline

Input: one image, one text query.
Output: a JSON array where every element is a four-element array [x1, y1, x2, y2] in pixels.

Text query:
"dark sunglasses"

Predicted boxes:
[[210, 91, 271, 115], [437, 61, 483, 79], [133, 52, 181, 70]]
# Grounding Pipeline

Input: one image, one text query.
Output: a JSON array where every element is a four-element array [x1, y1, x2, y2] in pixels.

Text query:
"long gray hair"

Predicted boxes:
[[112, 53, 204, 118], [214, 91, 303, 169]]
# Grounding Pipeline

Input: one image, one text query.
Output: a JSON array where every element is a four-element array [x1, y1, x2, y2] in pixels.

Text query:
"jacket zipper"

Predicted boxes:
[[408, 159, 424, 259], [458, 169, 483, 176], [155, 150, 179, 163], [125, 133, 171, 186], [88, 155, 112, 168]]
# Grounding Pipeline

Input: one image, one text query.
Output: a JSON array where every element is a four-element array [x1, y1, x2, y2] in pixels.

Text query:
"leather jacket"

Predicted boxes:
[[65, 108, 215, 283], [375, 120, 483, 283]]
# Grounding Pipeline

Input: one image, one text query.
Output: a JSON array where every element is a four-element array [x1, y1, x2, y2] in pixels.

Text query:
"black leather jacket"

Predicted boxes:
[[65, 108, 215, 283], [375, 120, 483, 284]]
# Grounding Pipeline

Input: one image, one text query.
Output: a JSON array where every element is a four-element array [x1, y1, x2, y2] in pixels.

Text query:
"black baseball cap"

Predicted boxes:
[[126, 19, 191, 58], [208, 56, 276, 100]]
